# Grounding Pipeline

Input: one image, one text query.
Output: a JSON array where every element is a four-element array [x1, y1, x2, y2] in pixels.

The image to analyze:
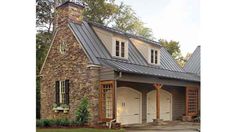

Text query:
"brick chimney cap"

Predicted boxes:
[[56, 1, 85, 9]]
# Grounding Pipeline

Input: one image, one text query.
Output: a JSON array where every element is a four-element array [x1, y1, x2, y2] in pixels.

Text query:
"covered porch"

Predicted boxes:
[[98, 72, 200, 125]]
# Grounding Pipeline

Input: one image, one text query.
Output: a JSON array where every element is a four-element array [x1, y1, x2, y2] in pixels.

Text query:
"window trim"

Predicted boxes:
[[99, 80, 115, 121], [149, 48, 160, 65], [59, 80, 66, 104], [112, 37, 128, 59]]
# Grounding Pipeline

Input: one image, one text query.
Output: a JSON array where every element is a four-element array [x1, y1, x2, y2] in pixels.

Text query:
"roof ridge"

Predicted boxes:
[[86, 20, 161, 46], [97, 57, 194, 74]]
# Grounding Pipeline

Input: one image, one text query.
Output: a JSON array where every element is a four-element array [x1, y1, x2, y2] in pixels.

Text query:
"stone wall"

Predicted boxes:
[[40, 25, 100, 125]]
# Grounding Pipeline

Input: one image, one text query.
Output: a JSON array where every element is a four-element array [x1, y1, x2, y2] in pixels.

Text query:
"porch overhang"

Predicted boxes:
[[115, 72, 200, 87]]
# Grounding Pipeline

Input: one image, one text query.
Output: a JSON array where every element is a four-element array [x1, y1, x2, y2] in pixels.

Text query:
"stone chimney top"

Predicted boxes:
[[55, 0, 85, 29]]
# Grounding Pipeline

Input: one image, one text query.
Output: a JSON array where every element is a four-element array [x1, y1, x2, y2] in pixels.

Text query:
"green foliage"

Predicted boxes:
[[36, 32, 51, 119], [76, 97, 90, 126], [36, 119, 71, 127], [158, 39, 189, 67], [81, 0, 119, 25], [113, 3, 154, 39], [37, 128, 125, 132], [159, 39, 181, 59], [36, 119, 55, 127], [36, 0, 54, 32]]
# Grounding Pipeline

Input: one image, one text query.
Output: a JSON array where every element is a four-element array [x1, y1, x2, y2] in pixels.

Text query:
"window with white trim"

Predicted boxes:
[[150, 48, 159, 65], [55, 80, 69, 105], [59, 81, 65, 104], [113, 39, 128, 59]]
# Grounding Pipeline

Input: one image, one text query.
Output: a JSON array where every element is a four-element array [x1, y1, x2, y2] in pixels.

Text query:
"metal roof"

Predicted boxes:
[[98, 58, 200, 82], [184, 46, 200, 75], [69, 21, 200, 82], [88, 21, 161, 47]]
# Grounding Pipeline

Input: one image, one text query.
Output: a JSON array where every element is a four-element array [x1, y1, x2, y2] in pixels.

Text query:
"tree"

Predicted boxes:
[[36, 0, 55, 33], [113, 3, 154, 39], [81, 0, 119, 25], [158, 39, 181, 59], [36, 32, 51, 119], [158, 39, 189, 67]]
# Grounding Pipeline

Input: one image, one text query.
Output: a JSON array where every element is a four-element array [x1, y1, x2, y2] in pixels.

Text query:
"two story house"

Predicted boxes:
[[39, 1, 200, 125]]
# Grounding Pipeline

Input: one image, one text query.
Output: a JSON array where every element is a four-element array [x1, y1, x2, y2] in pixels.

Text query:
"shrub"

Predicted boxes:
[[36, 119, 55, 127], [56, 118, 70, 126], [36, 119, 44, 127], [75, 97, 90, 126]]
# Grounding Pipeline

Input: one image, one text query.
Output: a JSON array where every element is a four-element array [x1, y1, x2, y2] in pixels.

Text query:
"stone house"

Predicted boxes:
[[39, 1, 200, 125]]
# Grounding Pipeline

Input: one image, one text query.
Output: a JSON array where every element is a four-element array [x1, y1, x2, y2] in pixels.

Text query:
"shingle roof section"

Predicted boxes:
[[69, 21, 199, 82], [184, 46, 200, 75]]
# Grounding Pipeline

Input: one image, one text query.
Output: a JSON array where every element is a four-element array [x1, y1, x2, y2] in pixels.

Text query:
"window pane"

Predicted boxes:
[[116, 41, 119, 56], [100, 82, 113, 119], [121, 42, 125, 57], [155, 50, 158, 64], [151, 49, 154, 63]]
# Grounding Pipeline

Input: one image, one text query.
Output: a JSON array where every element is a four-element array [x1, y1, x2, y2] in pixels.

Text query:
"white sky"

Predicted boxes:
[[116, 0, 200, 55]]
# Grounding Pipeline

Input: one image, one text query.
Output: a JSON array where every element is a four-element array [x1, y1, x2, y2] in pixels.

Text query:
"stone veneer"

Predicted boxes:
[[40, 2, 100, 125]]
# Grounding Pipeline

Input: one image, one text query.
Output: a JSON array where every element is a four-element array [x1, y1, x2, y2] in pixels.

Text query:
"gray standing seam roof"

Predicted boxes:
[[69, 21, 200, 82], [184, 46, 200, 75]]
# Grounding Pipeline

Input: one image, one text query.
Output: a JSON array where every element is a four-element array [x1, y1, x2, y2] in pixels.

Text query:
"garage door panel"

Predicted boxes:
[[117, 87, 142, 124], [147, 89, 172, 122]]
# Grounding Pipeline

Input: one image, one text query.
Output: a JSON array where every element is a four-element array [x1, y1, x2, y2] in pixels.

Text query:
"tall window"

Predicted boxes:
[[150, 49, 159, 65], [60, 81, 65, 104], [99, 81, 114, 121], [114, 39, 127, 58], [121, 42, 125, 57], [55, 80, 69, 105], [116, 41, 119, 56]]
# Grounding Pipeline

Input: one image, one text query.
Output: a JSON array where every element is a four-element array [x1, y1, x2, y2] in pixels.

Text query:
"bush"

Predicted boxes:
[[36, 119, 55, 127], [37, 119, 72, 127], [75, 97, 90, 126], [56, 118, 71, 126]]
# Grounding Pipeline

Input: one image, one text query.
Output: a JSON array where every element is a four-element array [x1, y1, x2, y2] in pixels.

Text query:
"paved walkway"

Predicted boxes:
[[124, 121, 200, 132]]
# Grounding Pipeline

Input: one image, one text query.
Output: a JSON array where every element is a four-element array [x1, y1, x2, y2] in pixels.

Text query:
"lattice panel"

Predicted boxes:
[[186, 88, 199, 116], [99, 81, 114, 121]]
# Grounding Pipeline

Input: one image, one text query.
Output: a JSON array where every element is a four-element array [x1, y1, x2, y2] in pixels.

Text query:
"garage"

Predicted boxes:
[[116, 87, 142, 125], [147, 89, 172, 122]]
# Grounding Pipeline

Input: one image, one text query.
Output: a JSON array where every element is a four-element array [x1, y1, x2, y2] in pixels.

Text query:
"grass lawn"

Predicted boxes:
[[36, 128, 125, 132]]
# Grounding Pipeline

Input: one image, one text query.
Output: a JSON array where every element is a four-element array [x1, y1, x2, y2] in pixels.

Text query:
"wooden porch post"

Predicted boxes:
[[154, 84, 163, 119]]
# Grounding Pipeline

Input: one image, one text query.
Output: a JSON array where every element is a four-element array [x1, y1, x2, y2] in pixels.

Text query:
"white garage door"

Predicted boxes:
[[147, 89, 172, 122], [117, 87, 142, 125]]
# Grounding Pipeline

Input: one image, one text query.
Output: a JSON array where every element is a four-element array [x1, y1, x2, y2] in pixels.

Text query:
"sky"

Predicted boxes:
[[115, 0, 200, 55]]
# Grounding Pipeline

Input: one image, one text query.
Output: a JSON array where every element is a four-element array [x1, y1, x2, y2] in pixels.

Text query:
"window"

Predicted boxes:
[[150, 48, 159, 65], [114, 39, 127, 58], [99, 81, 114, 121], [116, 41, 119, 56], [121, 42, 125, 57], [55, 80, 69, 105], [60, 81, 65, 104]]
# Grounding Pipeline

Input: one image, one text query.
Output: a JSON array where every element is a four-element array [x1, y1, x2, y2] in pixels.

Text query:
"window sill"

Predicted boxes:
[[53, 107, 69, 113]]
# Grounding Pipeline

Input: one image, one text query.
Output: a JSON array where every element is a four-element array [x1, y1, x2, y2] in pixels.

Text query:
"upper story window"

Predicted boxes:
[[113, 38, 128, 59], [150, 48, 159, 65]]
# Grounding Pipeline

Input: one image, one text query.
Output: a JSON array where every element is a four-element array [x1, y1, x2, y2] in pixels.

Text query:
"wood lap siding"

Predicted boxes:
[[163, 86, 186, 120]]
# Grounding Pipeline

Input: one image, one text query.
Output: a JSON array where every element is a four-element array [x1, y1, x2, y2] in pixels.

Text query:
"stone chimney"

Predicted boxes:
[[55, 0, 85, 29]]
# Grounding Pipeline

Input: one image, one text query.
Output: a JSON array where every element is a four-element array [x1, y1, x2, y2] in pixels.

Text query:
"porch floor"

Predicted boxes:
[[124, 121, 200, 132]]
